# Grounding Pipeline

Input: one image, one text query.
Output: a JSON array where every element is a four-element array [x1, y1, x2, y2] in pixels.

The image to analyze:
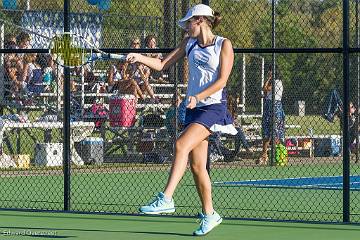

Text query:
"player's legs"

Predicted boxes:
[[190, 138, 223, 236], [163, 123, 211, 198], [189, 139, 213, 214], [139, 123, 211, 214]]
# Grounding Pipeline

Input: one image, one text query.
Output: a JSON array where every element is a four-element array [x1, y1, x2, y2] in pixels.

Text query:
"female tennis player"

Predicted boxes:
[[127, 4, 237, 236]]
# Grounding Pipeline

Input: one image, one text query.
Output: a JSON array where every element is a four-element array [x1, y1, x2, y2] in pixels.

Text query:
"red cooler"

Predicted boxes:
[[109, 95, 136, 127]]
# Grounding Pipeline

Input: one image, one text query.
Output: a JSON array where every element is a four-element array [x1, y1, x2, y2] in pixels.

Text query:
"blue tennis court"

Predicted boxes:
[[214, 175, 360, 191]]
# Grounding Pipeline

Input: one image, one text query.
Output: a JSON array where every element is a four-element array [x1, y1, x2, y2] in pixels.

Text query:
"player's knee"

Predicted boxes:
[[190, 162, 198, 174], [175, 140, 189, 155], [175, 141, 184, 153], [190, 161, 204, 175]]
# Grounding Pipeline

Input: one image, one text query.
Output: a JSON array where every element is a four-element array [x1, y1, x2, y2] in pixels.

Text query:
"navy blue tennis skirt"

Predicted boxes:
[[184, 103, 237, 135]]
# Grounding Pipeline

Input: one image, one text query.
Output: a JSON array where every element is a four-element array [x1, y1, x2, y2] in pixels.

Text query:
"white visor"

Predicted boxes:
[[178, 4, 214, 30]]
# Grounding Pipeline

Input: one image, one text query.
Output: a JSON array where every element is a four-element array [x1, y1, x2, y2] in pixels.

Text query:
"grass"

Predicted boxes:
[[286, 115, 341, 136], [241, 115, 341, 137]]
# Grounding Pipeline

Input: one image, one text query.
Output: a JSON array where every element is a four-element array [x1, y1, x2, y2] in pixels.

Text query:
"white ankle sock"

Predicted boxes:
[[163, 195, 172, 202]]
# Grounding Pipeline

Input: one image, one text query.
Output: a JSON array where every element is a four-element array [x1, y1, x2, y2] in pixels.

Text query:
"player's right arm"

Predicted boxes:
[[127, 37, 188, 71]]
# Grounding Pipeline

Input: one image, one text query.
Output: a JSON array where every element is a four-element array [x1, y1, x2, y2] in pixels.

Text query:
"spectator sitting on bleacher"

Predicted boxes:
[[14, 33, 33, 96], [107, 59, 125, 93], [324, 89, 358, 153], [23, 53, 45, 93], [37, 54, 56, 91], [4, 34, 18, 69], [129, 37, 159, 103], [3, 34, 23, 103], [16, 32, 31, 49], [73, 65, 97, 93], [3, 33, 18, 69], [21, 53, 36, 84], [3, 33, 33, 105], [107, 38, 146, 99], [108, 60, 145, 100], [145, 35, 169, 84], [145, 34, 163, 60], [5, 59, 22, 96], [145, 35, 164, 82], [4, 33, 16, 49], [16, 32, 31, 60], [84, 65, 97, 84]]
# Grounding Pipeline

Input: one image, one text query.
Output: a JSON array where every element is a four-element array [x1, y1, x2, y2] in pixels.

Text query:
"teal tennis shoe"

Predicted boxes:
[[193, 211, 222, 236], [139, 192, 175, 214]]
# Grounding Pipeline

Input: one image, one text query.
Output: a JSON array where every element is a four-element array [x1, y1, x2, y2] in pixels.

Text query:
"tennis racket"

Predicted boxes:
[[0, 17, 126, 68], [49, 32, 126, 67]]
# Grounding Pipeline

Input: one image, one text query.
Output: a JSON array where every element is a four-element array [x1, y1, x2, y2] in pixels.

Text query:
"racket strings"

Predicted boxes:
[[51, 34, 86, 67], [0, 16, 125, 68]]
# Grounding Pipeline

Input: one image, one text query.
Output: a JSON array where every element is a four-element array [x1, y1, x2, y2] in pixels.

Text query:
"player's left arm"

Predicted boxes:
[[188, 39, 234, 107]]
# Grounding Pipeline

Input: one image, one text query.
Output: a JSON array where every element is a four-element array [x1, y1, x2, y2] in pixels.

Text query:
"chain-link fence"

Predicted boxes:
[[0, 0, 359, 224]]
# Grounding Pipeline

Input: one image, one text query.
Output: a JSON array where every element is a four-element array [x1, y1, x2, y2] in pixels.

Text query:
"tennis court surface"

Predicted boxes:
[[214, 175, 360, 191], [0, 210, 359, 240]]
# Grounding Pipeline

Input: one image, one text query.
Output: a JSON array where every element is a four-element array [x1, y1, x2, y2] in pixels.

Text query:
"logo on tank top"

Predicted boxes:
[[192, 52, 214, 87], [193, 53, 209, 69]]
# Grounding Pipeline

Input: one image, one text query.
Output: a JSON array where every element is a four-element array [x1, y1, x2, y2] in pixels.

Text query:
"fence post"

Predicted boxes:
[[342, 0, 350, 223], [63, 0, 71, 212]]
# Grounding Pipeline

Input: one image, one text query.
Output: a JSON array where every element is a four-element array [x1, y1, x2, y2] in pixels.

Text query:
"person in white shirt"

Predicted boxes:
[[258, 66, 285, 165], [127, 4, 236, 236]]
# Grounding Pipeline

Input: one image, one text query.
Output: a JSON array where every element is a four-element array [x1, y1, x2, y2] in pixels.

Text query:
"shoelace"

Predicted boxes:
[[149, 195, 164, 207], [196, 213, 209, 230]]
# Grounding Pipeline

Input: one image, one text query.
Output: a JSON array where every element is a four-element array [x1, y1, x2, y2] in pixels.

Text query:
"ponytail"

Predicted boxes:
[[197, 11, 222, 29], [212, 11, 222, 29]]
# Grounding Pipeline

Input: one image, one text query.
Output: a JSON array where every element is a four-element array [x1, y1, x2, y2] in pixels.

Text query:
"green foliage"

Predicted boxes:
[[1, 0, 357, 114], [231, 0, 347, 114]]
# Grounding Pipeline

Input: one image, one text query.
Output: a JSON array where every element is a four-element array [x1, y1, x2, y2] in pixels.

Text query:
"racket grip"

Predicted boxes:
[[90, 53, 125, 61], [89, 53, 104, 61], [109, 53, 126, 60]]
